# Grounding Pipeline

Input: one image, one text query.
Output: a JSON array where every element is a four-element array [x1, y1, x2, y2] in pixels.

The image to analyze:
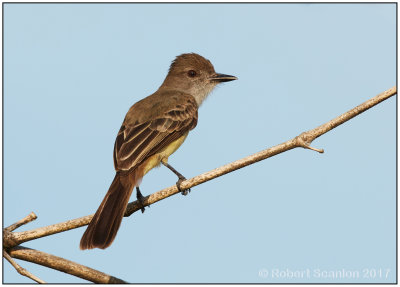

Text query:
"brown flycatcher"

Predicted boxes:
[[80, 53, 237, 250]]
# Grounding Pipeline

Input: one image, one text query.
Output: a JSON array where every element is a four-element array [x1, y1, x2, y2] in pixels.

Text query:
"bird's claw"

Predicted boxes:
[[176, 177, 190, 196], [136, 187, 148, 213]]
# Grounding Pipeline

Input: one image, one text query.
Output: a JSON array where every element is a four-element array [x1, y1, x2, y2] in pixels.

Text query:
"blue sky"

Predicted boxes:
[[3, 3, 396, 283]]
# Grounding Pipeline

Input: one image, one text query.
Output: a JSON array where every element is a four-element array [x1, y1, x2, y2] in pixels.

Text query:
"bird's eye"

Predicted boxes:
[[187, 70, 197, 77]]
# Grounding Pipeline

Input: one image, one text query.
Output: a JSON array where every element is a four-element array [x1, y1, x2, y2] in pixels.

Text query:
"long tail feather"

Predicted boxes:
[[80, 172, 138, 250]]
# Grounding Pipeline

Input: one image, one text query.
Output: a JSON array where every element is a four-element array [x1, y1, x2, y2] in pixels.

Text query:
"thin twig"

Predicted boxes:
[[125, 85, 397, 214], [5, 212, 37, 232], [3, 250, 46, 283], [2, 86, 395, 284], [5, 215, 91, 248], [4, 86, 396, 246], [8, 246, 126, 283]]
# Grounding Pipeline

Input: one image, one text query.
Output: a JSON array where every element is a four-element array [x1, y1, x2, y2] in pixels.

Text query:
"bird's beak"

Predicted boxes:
[[209, 73, 238, 83]]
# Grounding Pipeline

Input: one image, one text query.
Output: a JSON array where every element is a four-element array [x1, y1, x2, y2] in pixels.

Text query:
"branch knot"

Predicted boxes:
[[3, 230, 19, 249], [295, 132, 324, 153]]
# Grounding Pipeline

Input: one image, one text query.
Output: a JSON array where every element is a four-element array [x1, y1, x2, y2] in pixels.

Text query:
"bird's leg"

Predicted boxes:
[[136, 187, 148, 213], [161, 161, 190, 196]]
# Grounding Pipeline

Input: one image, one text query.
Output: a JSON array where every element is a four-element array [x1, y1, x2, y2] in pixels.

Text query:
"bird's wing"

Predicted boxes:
[[113, 96, 198, 173]]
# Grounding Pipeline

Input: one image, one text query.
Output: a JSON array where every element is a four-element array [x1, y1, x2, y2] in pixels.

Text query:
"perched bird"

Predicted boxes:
[[80, 53, 237, 250]]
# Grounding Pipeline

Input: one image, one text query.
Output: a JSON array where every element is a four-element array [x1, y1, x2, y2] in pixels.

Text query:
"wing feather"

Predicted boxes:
[[113, 95, 198, 173]]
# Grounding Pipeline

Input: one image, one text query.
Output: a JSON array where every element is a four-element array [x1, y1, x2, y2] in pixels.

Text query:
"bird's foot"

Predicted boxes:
[[136, 187, 148, 213], [176, 176, 190, 196]]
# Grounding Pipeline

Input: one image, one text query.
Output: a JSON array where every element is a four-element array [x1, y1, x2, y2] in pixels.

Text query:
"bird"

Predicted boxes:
[[80, 53, 237, 250]]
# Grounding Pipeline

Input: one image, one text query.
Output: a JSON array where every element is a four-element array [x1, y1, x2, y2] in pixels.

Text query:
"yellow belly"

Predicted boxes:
[[142, 133, 189, 175]]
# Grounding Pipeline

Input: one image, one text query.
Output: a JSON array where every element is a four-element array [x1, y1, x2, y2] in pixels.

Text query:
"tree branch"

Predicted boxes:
[[5, 212, 37, 232], [3, 86, 396, 283], [7, 246, 126, 284], [4, 215, 91, 248], [4, 86, 396, 248], [3, 250, 46, 283], [124, 85, 396, 214]]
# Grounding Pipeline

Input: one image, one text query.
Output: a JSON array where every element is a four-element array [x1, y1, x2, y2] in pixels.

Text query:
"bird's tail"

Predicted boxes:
[[80, 172, 139, 250]]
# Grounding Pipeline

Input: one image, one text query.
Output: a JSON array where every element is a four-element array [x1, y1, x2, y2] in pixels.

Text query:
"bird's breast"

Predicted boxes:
[[141, 132, 189, 176]]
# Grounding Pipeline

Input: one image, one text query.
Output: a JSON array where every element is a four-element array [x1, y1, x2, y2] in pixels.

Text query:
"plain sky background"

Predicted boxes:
[[3, 3, 396, 283]]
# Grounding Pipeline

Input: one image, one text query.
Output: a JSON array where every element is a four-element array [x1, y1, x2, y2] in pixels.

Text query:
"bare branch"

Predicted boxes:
[[7, 246, 126, 284], [3, 86, 395, 283], [3, 250, 46, 283], [5, 215, 91, 248], [125, 86, 396, 215], [4, 86, 396, 248], [293, 86, 397, 148], [5, 212, 38, 232]]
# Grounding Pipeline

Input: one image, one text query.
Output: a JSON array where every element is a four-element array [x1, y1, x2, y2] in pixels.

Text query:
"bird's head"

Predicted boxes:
[[161, 53, 237, 106]]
